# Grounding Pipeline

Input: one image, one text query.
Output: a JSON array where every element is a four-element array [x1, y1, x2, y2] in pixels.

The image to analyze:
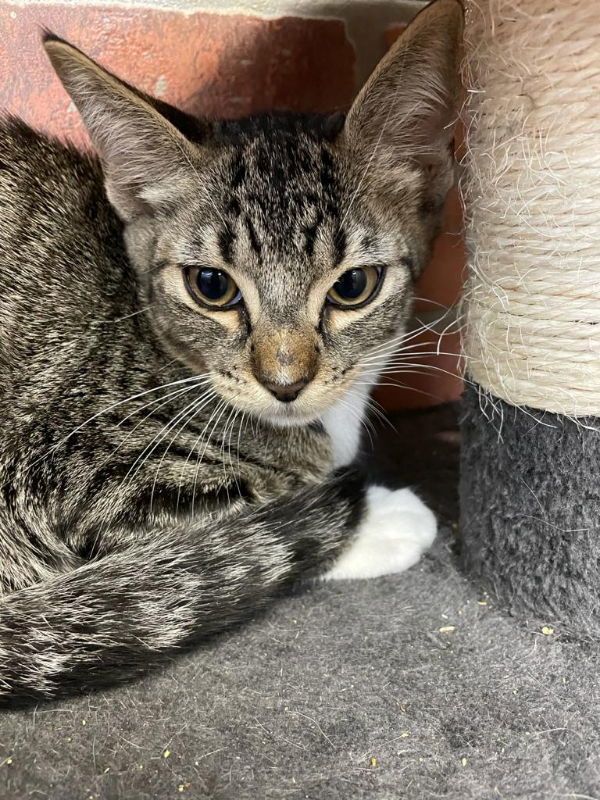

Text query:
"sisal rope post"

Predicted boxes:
[[459, 0, 600, 631]]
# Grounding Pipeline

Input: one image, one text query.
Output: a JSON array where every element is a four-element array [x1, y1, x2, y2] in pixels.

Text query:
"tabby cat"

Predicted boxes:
[[0, 0, 462, 701]]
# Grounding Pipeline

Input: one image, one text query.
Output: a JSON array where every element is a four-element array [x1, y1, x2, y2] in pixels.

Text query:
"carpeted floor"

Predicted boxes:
[[1, 405, 599, 800]]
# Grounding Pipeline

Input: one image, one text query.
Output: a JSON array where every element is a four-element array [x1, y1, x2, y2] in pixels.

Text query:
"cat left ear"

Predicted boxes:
[[44, 35, 202, 221], [341, 0, 463, 180]]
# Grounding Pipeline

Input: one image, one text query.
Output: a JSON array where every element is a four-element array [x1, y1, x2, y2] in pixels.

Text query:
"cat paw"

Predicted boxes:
[[324, 486, 436, 581]]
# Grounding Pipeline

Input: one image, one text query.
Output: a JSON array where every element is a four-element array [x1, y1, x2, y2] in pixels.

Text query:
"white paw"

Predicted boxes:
[[324, 486, 436, 581]]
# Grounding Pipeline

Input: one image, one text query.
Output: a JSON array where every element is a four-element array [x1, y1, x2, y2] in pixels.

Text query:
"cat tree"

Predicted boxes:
[[459, 0, 600, 633]]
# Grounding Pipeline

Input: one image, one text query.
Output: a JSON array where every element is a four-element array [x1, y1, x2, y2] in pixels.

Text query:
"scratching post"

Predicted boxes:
[[459, 0, 600, 631]]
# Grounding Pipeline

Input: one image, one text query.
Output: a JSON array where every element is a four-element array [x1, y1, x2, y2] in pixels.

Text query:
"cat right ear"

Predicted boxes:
[[44, 34, 201, 221], [341, 0, 463, 182]]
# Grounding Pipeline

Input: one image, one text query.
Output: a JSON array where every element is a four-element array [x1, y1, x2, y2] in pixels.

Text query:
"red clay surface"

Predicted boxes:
[[0, 5, 355, 145]]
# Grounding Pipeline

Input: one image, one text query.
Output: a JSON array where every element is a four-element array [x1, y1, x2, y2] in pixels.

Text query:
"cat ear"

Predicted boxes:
[[44, 35, 203, 221], [342, 0, 463, 177]]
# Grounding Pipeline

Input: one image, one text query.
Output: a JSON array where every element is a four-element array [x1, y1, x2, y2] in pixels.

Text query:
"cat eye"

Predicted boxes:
[[326, 266, 383, 309], [184, 267, 242, 310]]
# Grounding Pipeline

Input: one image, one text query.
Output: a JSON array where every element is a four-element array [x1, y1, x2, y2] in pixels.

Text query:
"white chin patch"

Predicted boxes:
[[323, 486, 437, 581], [264, 408, 319, 428]]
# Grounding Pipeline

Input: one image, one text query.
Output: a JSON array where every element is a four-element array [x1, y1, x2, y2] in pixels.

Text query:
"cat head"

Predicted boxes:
[[45, 0, 463, 426]]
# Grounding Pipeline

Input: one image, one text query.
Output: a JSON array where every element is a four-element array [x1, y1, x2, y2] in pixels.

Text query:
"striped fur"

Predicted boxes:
[[0, 0, 462, 701]]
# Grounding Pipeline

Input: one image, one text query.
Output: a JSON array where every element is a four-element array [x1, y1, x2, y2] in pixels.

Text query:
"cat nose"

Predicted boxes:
[[261, 377, 309, 403]]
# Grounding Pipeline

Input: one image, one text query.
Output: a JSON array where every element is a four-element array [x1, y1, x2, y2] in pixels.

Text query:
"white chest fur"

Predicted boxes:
[[321, 380, 375, 468]]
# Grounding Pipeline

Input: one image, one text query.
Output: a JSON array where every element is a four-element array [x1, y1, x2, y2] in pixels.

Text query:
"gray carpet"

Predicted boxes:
[[460, 384, 600, 636], [1, 405, 599, 799]]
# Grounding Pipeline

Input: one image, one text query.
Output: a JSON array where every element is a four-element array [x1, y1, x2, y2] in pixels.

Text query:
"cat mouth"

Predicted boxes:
[[263, 403, 321, 428]]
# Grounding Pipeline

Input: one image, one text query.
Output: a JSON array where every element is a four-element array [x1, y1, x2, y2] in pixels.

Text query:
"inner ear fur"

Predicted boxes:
[[44, 34, 209, 220], [341, 0, 464, 174]]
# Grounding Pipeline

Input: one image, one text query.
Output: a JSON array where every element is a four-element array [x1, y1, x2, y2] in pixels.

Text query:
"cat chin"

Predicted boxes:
[[260, 409, 321, 429]]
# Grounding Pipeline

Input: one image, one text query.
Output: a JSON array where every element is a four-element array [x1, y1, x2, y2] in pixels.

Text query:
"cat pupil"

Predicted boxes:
[[335, 269, 367, 299], [199, 268, 228, 300]]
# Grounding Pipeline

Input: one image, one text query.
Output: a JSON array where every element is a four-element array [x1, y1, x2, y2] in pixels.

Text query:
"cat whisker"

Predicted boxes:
[[195, 398, 236, 512], [228, 407, 245, 494], [364, 308, 465, 357], [376, 362, 474, 388], [191, 398, 230, 515], [358, 347, 467, 374], [218, 403, 239, 507], [64, 375, 209, 445], [85, 385, 216, 561], [235, 410, 247, 485], [378, 359, 465, 375], [150, 387, 220, 514], [96, 383, 207, 476], [123, 388, 213, 491], [363, 324, 463, 362], [375, 379, 441, 401], [114, 382, 209, 430], [361, 334, 448, 365], [359, 347, 464, 370], [215, 404, 246, 510], [363, 395, 397, 435], [174, 388, 221, 513], [374, 352, 467, 365], [226, 405, 244, 503], [335, 393, 376, 451], [412, 296, 463, 311], [91, 305, 155, 326], [0, 375, 211, 495]]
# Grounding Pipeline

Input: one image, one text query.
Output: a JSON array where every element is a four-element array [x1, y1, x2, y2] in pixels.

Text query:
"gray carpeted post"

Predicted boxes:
[[460, 387, 600, 632], [459, 0, 600, 631]]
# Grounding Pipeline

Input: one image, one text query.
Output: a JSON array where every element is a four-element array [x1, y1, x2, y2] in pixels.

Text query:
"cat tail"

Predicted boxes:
[[0, 469, 434, 703]]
